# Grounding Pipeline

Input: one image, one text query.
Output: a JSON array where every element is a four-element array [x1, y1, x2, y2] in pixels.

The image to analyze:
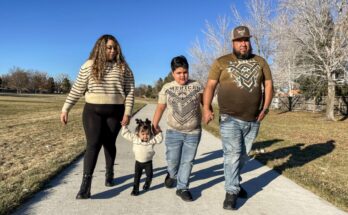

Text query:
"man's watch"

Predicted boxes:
[[263, 108, 269, 114]]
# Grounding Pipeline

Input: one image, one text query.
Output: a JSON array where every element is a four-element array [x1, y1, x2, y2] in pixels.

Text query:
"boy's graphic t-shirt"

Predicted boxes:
[[158, 80, 203, 133]]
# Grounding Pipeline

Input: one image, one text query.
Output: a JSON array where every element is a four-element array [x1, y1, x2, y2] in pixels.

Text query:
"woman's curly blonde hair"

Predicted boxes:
[[89, 34, 130, 83]]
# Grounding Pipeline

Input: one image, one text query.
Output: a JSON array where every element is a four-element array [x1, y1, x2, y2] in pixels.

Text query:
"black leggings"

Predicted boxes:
[[134, 160, 153, 188], [82, 103, 124, 175]]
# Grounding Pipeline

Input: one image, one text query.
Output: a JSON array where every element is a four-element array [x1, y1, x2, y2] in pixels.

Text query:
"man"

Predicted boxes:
[[203, 26, 273, 210]]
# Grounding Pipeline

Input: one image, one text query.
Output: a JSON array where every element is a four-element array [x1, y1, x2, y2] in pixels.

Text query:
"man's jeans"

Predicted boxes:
[[220, 114, 260, 194], [165, 129, 201, 190]]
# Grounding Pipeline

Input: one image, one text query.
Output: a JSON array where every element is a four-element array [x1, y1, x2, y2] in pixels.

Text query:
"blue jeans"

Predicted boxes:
[[220, 114, 260, 194], [165, 129, 201, 190]]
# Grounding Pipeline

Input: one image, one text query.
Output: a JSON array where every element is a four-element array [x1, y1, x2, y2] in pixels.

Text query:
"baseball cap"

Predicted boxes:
[[232, 26, 252, 41]]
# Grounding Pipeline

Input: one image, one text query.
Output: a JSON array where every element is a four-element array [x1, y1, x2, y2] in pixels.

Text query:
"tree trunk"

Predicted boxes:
[[288, 96, 293, 111], [326, 80, 336, 121]]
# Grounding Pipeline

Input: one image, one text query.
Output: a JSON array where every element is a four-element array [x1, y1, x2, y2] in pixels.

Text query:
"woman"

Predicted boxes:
[[60, 34, 135, 199]]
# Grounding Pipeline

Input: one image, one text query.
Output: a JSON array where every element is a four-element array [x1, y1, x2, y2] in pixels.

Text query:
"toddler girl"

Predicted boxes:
[[121, 118, 163, 196]]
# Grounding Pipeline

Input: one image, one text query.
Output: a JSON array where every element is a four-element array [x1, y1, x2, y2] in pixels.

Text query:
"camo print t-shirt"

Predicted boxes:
[[208, 53, 272, 121], [158, 80, 203, 133]]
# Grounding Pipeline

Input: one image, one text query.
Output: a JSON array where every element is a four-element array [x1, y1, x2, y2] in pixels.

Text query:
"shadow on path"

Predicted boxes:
[[253, 140, 335, 173], [189, 149, 265, 200], [237, 167, 280, 209], [252, 138, 284, 150], [92, 166, 167, 199], [194, 149, 223, 165], [237, 140, 335, 208]]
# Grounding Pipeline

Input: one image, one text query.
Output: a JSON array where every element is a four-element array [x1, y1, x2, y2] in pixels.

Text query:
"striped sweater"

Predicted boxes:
[[62, 60, 135, 115]]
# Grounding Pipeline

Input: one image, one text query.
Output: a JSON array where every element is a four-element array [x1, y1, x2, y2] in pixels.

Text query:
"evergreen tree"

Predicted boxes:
[[163, 71, 174, 83], [46, 77, 55, 93], [61, 77, 71, 93], [145, 85, 154, 98]]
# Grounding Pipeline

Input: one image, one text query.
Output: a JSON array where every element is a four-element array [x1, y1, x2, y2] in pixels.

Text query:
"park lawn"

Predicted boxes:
[[0, 94, 145, 215], [203, 106, 348, 212]]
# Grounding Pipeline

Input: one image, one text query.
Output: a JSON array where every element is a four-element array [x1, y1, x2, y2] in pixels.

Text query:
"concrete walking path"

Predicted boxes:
[[13, 104, 347, 215]]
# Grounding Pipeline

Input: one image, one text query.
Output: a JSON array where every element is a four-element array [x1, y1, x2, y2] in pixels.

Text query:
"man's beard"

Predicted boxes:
[[233, 47, 253, 60]]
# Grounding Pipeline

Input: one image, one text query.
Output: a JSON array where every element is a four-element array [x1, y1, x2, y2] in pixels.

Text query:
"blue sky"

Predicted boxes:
[[0, 0, 246, 86]]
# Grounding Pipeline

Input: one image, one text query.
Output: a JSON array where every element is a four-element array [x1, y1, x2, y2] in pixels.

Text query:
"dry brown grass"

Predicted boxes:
[[204, 106, 348, 212], [0, 94, 145, 215], [134, 97, 157, 104]]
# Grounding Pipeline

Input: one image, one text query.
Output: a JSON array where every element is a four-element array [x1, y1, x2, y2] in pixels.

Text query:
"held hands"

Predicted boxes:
[[121, 115, 130, 126], [60, 112, 68, 125], [203, 109, 214, 124], [152, 124, 162, 134]]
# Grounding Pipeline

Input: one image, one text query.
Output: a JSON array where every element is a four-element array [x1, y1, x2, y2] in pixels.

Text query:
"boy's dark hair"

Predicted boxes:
[[135, 118, 153, 136], [171, 55, 189, 72]]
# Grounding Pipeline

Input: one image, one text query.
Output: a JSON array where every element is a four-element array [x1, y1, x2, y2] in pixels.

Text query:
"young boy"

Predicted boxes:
[[152, 55, 204, 202]]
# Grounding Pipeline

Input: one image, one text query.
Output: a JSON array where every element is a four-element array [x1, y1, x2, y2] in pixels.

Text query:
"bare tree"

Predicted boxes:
[[231, 0, 275, 61], [135, 84, 147, 98], [275, 0, 348, 120], [0, 74, 11, 88], [189, 0, 275, 83], [30, 71, 48, 93], [270, 12, 305, 111], [55, 73, 70, 93], [8, 67, 30, 94], [189, 16, 232, 83]]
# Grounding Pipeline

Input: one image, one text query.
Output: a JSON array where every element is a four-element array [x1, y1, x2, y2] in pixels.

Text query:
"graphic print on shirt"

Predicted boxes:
[[227, 59, 260, 92], [166, 86, 201, 125]]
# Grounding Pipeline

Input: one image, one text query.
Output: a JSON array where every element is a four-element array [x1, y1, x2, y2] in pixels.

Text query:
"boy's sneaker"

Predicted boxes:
[[164, 173, 176, 188], [176, 189, 193, 202], [223, 192, 237, 210], [238, 187, 248, 198]]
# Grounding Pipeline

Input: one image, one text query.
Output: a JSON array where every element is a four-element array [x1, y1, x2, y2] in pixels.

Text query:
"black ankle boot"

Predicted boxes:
[[76, 174, 92, 199], [131, 185, 139, 196], [143, 179, 152, 191], [105, 171, 115, 187]]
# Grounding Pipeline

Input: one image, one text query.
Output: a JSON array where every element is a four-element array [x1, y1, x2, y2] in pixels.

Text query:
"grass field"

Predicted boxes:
[[203, 106, 348, 212], [0, 94, 145, 215]]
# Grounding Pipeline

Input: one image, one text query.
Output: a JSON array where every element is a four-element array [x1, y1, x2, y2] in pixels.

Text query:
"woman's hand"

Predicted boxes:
[[121, 115, 130, 126], [60, 112, 68, 125]]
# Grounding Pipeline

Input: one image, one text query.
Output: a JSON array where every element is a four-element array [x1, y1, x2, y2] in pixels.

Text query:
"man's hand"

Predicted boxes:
[[256, 108, 269, 122]]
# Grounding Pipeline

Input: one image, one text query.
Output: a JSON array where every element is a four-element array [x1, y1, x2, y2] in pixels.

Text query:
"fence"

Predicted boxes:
[[271, 96, 348, 115]]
